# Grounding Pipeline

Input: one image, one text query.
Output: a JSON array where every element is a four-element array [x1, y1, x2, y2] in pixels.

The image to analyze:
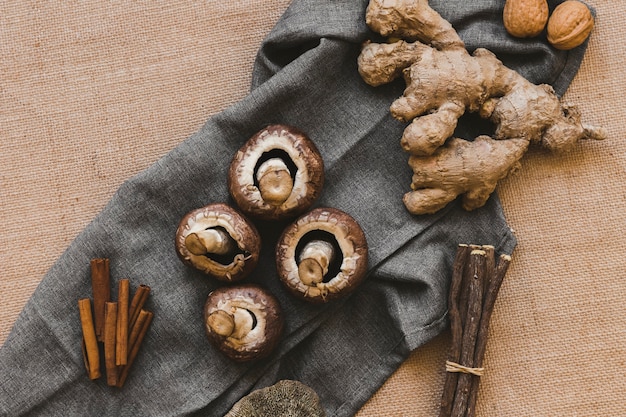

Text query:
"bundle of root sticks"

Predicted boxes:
[[439, 244, 512, 417], [78, 258, 153, 388]]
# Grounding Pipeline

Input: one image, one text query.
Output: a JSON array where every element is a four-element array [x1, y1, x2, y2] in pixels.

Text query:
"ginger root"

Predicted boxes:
[[406, 136, 529, 213], [358, 0, 606, 215]]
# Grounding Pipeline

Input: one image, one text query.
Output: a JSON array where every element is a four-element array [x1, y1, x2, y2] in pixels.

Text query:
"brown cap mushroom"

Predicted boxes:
[[228, 124, 324, 221], [276, 207, 368, 303], [175, 203, 261, 282], [204, 284, 284, 362]]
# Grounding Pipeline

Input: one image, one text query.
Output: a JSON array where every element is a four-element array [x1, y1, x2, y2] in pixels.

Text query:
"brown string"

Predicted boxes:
[[445, 360, 485, 377]]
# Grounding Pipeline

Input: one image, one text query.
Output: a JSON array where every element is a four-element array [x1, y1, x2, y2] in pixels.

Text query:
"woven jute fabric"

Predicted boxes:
[[1, 1, 624, 416]]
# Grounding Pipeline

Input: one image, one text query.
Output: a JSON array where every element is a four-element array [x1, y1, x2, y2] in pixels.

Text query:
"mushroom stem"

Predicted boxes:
[[231, 308, 255, 340], [207, 310, 235, 337], [208, 308, 255, 340], [185, 228, 237, 256], [256, 157, 294, 206], [298, 240, 335, 285]]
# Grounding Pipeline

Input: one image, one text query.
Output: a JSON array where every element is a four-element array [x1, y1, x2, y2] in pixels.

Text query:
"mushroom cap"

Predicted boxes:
[[228, 124, 324, 221], [276, 207, 368, 303], [175, 203, 261, 282], [204, 284, 284, 362]]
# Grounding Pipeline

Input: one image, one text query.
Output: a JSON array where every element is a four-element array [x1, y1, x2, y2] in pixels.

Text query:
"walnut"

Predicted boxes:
[[547, 0, 594, 50], [503, 0, 549, 38]]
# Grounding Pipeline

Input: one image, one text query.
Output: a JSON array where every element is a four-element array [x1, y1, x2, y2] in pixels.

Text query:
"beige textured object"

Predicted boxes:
[[503, 0, 550, 38], [1, 1, 625, 416], [406, 136, 530, 214], [364, 0, 464, 50], [225, 380, 326, 417], [547, 0, 595, 50]]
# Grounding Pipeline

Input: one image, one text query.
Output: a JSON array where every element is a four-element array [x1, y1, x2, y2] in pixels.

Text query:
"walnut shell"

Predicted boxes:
[[503, 0, 549, 38], [547, 0, 594, 50]]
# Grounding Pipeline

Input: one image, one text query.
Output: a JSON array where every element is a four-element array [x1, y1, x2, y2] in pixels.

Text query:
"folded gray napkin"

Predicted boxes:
[[0, 1, 589, 416]]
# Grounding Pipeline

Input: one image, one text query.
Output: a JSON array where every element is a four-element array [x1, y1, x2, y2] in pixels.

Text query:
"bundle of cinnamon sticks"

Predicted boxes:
[[78, 258, 153, 387], [439, 244, 512, 417]]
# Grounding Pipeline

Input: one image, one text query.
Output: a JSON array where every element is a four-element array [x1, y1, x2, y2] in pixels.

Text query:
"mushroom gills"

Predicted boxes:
[[185, 227, 246, 265], [296, 230, 343, 285], [253, 149, 298, 206]]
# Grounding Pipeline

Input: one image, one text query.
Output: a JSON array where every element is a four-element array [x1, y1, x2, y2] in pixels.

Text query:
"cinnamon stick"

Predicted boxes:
[[103, 301, 118, 386], [128, 284, 151, 331], [78, 298, 101, 380], [116, 279, 130, 366], [90, 258, 111, 342], [81, 258, 154, 387], [128, 308, 150, 350], [116, 309, 153, 388]]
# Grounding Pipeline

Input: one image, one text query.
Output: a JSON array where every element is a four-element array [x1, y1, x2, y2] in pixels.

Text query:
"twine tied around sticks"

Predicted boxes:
[[445, 360, 485, 377], [439, 245, 512, 417]]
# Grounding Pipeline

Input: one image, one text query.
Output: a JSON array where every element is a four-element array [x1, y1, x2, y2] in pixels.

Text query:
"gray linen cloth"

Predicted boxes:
[[0, 1, 589, 416]]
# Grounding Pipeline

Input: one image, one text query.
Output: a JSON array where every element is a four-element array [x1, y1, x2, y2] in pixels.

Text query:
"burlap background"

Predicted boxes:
[[1, 1, 623, 416]]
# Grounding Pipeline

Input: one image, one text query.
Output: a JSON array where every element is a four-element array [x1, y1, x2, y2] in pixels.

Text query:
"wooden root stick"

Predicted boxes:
[[439, 244, 512, 417]]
